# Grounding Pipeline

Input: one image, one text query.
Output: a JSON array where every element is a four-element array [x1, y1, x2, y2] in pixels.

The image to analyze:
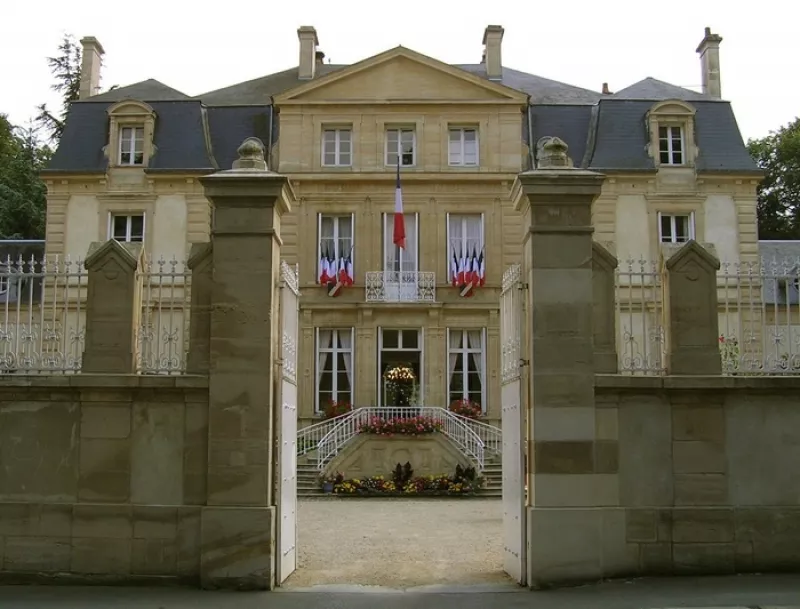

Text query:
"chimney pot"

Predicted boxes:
[[79, 36, 105, 100], [696, 26, 723, 98], [482, 25, 504, 81], [297, 26, 319, 80], [315, 50, 325, 65]]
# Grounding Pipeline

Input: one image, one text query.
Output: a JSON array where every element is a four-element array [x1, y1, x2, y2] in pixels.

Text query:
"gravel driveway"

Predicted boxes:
[[283, 498, 508, 589]]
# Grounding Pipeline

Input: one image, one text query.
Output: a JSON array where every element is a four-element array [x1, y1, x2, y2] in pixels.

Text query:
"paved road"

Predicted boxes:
[[3, 575, 800, 608]]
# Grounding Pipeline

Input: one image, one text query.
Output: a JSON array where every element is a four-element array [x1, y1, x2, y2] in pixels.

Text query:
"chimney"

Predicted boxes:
[[316, 50, 326, 66], [602, 82, 611, 95], [482, 25, 504, 81], [79, 36, 105, 100], [297, 26, 319, 80], [696, 26, 723, 98]]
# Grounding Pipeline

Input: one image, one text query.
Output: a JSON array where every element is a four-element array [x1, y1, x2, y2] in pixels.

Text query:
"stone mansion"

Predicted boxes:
[[40, 25, 760, 425]]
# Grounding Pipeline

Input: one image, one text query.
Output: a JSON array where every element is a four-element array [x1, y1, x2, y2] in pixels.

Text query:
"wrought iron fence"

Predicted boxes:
[[615, 258, 666, 375], [136, 256, 191, 375], [718, 257, 800, 374], [0, 255, 86, 374], [365, 271, 436, 303]]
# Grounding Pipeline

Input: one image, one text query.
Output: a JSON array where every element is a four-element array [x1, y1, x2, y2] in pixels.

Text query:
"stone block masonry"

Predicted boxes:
[[0, 375, 209, 584]]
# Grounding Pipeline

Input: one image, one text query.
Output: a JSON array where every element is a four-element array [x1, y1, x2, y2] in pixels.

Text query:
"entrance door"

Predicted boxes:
[[378, 328, 423, 406], [276, 262, 299, 585], [500, 264, 527, 586]]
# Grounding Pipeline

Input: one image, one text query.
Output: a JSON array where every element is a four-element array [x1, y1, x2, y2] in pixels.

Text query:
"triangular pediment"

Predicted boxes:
[[274, 47, 528, 105]]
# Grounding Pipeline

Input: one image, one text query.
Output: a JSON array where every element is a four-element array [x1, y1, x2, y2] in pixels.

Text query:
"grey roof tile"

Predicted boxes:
[[79, 79, 190, 102], [206, 106, 274, 170], [529, 105, 594, 167], [612, 77, 711, 101]]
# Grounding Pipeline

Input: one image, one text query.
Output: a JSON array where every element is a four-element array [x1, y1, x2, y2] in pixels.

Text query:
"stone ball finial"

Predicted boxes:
[[536, 136, 574, 169], [232, 137, 268, 170]]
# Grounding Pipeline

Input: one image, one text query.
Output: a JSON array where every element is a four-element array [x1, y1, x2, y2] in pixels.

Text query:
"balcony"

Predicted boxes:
[[365, 271, 436, 303]]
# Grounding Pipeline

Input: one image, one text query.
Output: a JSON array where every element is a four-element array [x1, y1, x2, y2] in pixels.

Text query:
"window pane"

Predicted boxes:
[[449, 129, 461, 143], [323, 130, 336, 145], [130, 215, 144, 240], [133, 152, 144, 165], [675, 216, 690, 241], [463, 129, 477, 142], [339, 129, 351, 143], [400, 130, 414, 144], [339, 151, 351, 165], [660, 215, 672, 241], [382, 329, 398, 349], [112, 215, 128, 239], [402, 330, 418, 349], [658, 126, 668, 139], [386, 150, 398, 166], [672, 150, 683, 164], [659, 151, 670, 164], [323, 152, 337, 165], [387, 130, 399, 147]]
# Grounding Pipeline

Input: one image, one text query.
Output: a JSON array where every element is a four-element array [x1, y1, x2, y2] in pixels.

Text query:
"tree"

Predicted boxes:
[[748, 117, 800, 240], [0, 114, 51, 239], [35, 34, 83, 143]]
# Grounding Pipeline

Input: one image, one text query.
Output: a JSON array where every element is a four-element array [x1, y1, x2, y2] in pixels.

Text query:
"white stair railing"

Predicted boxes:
[[297, 412, 351, 456], [450, 413, 503, 455], [315, 407, 486, 470]]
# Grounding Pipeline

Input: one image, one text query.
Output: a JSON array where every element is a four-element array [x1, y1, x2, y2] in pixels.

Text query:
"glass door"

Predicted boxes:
[[377, 328, 423, 408]]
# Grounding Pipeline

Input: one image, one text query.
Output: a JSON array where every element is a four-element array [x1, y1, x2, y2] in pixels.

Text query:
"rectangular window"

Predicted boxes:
[[658, 125, 684, 165], [318, 214, 354, 284], [316, 328, 354, 412], [447, 214, 484, 283], [658, 212, 694, 244], [322, 128, 352, 166], [119, 126, 144, 166], [447, 329, 486, 412], [385, 128, 415, 167], [448, 128, 479, 166], [110, 213, 145, 243], [378, 327, 423, 406], [382, 212, 418, 273]]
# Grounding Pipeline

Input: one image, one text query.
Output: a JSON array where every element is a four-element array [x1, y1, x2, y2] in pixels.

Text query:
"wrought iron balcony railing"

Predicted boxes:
[[365, 271, 436, 303]]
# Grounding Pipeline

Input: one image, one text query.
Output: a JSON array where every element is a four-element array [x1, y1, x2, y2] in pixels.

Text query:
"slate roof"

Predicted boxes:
[[79, 79, 190, 102], [612, 77, 711, 101], [757, 241, 800, 304], [45, 55, 757, 177]]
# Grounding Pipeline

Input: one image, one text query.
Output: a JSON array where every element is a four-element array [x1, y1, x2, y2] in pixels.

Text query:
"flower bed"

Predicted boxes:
[[324, 463, 482, 496], [358, 415, 443, 436], [448, 399, 482, 419]]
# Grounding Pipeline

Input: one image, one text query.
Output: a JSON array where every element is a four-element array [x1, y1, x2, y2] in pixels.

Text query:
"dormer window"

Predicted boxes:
[[647, 100, 697, 168], [119, 127, 145, 166], [658, 126, 684, 165], [106, 100, 156, 168]]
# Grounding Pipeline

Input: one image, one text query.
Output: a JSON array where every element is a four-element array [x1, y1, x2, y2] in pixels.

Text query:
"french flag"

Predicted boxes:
[[393, 160, 406, 250]]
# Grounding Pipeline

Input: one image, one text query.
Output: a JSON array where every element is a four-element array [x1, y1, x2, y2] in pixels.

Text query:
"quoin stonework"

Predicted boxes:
[[2, 25, 800, 590]]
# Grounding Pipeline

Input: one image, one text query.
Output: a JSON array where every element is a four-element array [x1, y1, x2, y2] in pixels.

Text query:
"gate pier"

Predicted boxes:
[[511, 137, 615, 588], [198, 138, 295, 590]]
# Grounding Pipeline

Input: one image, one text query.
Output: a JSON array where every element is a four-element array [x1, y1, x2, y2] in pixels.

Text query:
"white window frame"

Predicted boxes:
[[385, 128, 416, 167], [317, 214, 355, 283], [658, 125, 685, 166], [321, 128, 352, 167], [108, 213, 146, 243], [377, 327, 424, 407], [446, 213, 485, 282], [657, 211, 695, 244], [315, 328, 355, 413], [118, 126, 145, 166], [448, 127, 479, 167], [446, 328, 486, 413]]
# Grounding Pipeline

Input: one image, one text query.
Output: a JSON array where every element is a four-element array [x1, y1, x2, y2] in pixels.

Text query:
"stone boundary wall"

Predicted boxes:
[[537, 375, 800, 583], [0, 375, 209, 584]]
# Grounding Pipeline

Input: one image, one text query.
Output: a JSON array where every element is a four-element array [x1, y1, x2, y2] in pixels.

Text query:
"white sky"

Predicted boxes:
[[1, 0, 797, 141]]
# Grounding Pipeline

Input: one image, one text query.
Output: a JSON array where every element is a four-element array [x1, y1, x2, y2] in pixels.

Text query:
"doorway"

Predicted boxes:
[[377, 328, 422, 406]]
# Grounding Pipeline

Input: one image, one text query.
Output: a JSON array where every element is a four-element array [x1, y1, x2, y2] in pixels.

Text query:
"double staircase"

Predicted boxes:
[[295, 407, 504, 498]]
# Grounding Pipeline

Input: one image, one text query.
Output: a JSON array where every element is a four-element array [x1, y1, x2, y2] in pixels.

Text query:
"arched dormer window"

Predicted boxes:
[[646, 100, 697, 168], [106, 100, 156, 168]]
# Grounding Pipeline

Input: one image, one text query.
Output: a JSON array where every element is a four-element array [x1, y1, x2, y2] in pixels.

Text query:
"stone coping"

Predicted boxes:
[[596, 373, 800, 390], [0, 374, 208, 389]]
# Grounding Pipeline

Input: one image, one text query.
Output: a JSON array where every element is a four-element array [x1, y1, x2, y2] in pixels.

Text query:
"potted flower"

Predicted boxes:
[[384, 364, 416, 406], [448, 398, 482, 419], [323, 399, 352, 420]]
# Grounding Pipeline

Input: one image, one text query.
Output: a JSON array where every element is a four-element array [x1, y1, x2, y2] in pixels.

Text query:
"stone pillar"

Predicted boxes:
[[186, 242, 212, 375], [664, 240, 722, 375], [197, 138, 295, 590], [512, 137, 634, 587], [82, 239, 143, 374], [592, 242, 618, 374]]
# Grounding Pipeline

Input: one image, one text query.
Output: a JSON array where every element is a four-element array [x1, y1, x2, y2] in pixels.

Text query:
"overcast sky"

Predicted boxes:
[[1, 0, 797, 142]]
